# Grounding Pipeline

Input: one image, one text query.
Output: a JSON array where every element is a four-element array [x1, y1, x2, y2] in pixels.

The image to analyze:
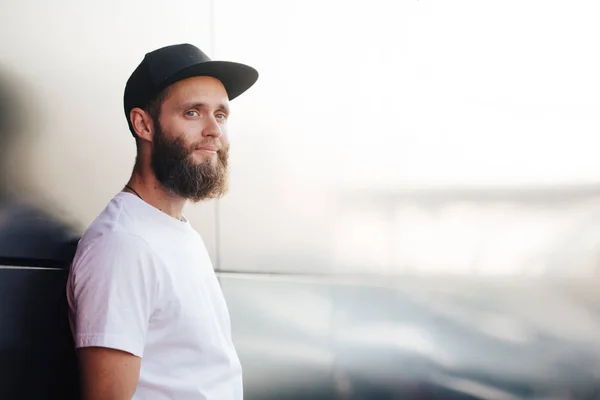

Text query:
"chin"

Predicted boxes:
[[189, 155, 210, 166]]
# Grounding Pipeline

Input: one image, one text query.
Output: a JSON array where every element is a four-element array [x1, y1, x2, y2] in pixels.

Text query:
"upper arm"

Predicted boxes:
[[78, 347, 141, 400], [68, 233, 162, 397], [68, 232, 161, 357]]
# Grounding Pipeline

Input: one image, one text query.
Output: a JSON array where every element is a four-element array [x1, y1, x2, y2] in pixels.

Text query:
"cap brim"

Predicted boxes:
[[160, 61, 259, 100]]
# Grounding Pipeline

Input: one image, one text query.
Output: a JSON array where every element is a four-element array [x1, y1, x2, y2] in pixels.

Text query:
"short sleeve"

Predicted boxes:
[[67, 232, 162, 358]]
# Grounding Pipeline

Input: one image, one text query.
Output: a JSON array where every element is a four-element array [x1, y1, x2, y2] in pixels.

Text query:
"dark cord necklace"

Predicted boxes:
[[125, 185, 143, 201]]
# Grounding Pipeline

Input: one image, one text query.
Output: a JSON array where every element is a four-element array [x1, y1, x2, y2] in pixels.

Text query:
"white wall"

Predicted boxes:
[[2, 0, 600, 275], [0, 0, 219, 256], [213, 0, 600, 274]]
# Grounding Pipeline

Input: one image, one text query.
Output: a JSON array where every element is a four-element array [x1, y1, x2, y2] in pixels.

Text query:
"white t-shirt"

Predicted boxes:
[[66, 192, 242, 399]]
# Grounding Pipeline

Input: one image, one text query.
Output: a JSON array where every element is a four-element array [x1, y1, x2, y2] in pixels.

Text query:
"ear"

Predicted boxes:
[[130, 107, 154, 142]]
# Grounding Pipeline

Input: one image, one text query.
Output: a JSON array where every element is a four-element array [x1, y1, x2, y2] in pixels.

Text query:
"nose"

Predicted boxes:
[[202, 115, 222, 138]]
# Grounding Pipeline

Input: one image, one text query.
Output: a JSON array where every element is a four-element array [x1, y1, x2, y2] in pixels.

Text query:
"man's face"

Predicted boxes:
[[150, 76, 231, 202]]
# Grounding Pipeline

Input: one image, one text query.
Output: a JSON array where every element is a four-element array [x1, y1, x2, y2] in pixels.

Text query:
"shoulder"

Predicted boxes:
[[72, 231, 163, 278], [78, 230, 150, 256], [75, 193, 151, 260]]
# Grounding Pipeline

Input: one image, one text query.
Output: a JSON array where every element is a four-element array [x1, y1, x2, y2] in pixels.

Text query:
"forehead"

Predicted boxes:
[[164, 76, 229, 106]]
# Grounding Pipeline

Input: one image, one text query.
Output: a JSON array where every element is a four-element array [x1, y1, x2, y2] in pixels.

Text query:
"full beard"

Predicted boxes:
[[150, 123, 229, 203]]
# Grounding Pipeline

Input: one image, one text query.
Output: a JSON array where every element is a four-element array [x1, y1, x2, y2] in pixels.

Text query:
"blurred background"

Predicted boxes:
[[1, 0, 600, 399]]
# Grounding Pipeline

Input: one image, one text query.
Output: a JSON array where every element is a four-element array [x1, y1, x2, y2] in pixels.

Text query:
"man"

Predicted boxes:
[[66, 43, 258, 399]]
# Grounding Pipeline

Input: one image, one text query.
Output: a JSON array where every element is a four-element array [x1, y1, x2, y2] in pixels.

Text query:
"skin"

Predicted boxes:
[[77, 75, 230, 400], [130, 75, 230, 220], [78, 347, 141, 400]]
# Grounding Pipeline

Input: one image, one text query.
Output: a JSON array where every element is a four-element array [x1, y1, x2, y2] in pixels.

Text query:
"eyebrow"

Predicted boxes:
[[176, 102, 230, 114]]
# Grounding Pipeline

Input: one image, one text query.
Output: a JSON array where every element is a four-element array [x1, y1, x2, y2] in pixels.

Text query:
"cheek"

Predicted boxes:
[[219, 127, 230, 145], [166, 118, 204, 142], [159, 117, 185, 137]]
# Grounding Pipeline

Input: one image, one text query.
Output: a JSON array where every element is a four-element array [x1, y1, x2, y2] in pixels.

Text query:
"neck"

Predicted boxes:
[[125, 163, 186, 221]]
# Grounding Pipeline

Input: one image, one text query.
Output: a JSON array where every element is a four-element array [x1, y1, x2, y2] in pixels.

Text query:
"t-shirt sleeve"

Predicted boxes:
[[68, 232, 162, 358]]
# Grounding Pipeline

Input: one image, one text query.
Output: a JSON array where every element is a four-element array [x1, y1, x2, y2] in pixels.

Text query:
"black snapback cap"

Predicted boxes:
[[124, 43, 258, 135]]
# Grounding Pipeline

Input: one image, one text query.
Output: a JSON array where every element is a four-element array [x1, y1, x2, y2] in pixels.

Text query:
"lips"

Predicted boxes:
[[195, 146, 218, 152]]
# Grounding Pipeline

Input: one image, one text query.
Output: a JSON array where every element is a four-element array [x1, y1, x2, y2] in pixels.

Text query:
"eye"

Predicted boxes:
[[184, 110, 199, 117], [215, 113, 228, 120]]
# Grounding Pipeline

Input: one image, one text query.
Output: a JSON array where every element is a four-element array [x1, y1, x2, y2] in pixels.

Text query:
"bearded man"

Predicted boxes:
[[66, 43, 258, 400]]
